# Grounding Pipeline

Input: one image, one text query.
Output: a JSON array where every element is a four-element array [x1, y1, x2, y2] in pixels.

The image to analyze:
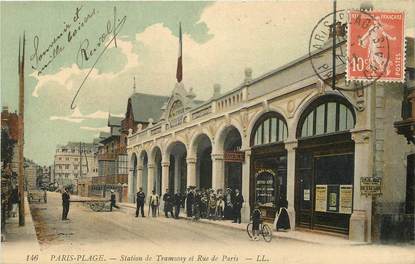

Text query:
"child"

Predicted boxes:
[[252, 207, 262, 240]]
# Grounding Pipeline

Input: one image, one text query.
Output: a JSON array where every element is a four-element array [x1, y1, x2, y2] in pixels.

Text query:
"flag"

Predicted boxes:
[[176, 22, 183, 83]]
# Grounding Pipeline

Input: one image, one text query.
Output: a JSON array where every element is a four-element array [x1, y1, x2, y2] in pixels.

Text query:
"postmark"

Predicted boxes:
[[347, 11, 405, 83], [308, 9, 352, 90]]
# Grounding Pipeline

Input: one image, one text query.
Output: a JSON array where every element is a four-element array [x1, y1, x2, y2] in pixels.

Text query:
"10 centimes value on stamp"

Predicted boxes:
[[309, 9, 405, 91], [347, 10, 405, 83]]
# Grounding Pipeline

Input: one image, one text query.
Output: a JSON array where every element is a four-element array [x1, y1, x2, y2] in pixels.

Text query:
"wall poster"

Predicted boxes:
[[339, 185, 353, 214], [315, 185, 327, 212]]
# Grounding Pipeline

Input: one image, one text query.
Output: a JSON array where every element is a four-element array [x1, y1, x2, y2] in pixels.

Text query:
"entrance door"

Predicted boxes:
[[313, 153, 354, 233], [296, 152, 354, 233]]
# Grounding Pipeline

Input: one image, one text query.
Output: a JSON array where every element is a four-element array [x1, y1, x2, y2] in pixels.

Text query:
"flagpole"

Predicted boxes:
[[18, 33, 26, 226], [332, 0, 337, 90]]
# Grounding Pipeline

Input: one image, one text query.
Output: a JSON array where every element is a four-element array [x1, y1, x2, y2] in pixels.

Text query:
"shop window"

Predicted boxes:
[[252, 113, 288, 146], [300, 100, 355, 138]]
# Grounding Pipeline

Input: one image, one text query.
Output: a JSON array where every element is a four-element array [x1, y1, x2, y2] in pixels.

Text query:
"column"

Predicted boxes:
[[161, 161, 170, 209], [147, 163, 155, 203], [284, 140, 297, 231], [186, 157, 197, 187], [212, 153, 225, 190], [136, 165, 143, 195], [128, 168, 134, 203], [350, 129, 373, 242], [241, 150, 251, 223], [174, 156, 181, 193]]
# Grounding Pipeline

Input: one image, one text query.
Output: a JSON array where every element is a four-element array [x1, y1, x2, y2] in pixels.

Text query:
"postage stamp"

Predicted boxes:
[[347, 11, 405, 82]]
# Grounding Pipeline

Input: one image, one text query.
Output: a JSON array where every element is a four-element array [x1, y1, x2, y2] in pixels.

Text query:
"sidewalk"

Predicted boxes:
[[1, 195, 40, 263], [116, 202, 367, 246]]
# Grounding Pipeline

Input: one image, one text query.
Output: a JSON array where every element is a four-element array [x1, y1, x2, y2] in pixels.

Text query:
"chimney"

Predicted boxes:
[[213, 84, 221, 98], [244, 68, 253, 83]]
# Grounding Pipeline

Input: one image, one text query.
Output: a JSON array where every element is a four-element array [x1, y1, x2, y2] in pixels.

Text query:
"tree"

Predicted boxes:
[[1, 128, 16, 168]]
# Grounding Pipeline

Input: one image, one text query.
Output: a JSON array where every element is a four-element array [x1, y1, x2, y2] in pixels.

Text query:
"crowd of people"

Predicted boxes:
[[135, 186, 245, 224]]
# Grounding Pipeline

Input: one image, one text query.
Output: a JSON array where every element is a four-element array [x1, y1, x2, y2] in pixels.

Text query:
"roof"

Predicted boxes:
[[130, 93, 170, 122], [98, 132, 110, 139], [108, 115, 123, 127]]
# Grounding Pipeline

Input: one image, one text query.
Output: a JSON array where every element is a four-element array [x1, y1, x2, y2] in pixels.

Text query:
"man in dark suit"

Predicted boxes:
[[136, 187, 145, 217], [61, 188, 70, 220], [174, 192, 182, 219], [186, 187, 194, 217], [163, 188, 174, 218], [110, 189, 119, 211], [232, 188, 244, 224]]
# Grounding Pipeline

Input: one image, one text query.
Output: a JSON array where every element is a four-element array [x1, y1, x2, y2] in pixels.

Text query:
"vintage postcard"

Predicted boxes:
[[1, 1, 415, 264]]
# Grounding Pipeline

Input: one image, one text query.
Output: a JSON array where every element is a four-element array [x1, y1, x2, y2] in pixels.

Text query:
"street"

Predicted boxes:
[[2, 192, 413, 264]]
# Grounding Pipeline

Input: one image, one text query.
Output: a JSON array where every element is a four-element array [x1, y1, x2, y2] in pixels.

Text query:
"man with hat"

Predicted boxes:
[[110, 189, 119, 211], [61, 187, 70, 220], [186, 186, 194, 217], [136, 187, 146, 217]]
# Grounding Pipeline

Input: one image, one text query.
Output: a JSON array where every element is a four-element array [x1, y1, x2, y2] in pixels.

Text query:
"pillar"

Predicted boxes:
[[161, 161, 170, 194], [212, 153, 225, 190], [186, 157, 197, 187], [241, 150, 251, 223], [128, 168, 134, 203], [174, 156, 181, 193], [350, 129, 373, 242], [147, 163, 155, 203], [284, 140, 297, 231], [136, 165, 143, 196], [161, 161, 170, 209]]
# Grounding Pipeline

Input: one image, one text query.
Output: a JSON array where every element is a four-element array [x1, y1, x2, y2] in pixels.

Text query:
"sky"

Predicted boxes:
[[1, 0, 414, 165]]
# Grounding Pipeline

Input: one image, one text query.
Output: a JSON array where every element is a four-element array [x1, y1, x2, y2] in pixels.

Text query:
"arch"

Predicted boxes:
[[164, 140, 187, 193], [214, 121, 245, 154], [295, 94, 356, 138], [249, 111, 288, 147], [247, 106, 288, 146], [149, 144, 163, 164], [189, 132, 214, 158]]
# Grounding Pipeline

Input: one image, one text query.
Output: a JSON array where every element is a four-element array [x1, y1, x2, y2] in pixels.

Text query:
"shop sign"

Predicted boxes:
[[315, 185, 327, 212], [224, 151, 245, 163], [360, 177, 382, 196], [255, 169, 276, 206], [339, 185, 353, 214]]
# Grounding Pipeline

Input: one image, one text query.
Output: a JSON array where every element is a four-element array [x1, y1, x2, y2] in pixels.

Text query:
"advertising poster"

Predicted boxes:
[[339, 185, 353, 214], [315, 185, 328, 212]]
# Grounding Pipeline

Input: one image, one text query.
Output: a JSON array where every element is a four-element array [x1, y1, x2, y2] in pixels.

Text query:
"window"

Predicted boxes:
[[65, 164, 69, 169], [252, 113, 288, 146], [117, 155, 128, 174], [300, 100, 355, 138]]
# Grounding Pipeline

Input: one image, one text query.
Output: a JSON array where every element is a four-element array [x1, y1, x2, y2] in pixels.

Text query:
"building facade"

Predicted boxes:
[[126, 32, 415, 242], [53, 142, 97, 191]]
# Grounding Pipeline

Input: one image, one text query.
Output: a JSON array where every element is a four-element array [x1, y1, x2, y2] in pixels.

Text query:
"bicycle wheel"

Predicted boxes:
[[261, 224, 273, 242], [246, 222, 254, 239]]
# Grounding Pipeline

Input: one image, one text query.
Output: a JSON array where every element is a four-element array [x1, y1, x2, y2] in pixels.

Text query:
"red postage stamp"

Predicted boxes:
[[347, 11, 405, 82]]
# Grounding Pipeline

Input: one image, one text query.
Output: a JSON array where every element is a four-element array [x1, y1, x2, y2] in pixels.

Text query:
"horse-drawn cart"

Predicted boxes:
[[28, 190, 47, 204]]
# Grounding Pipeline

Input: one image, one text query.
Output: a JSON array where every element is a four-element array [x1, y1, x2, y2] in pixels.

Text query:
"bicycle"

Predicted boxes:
[[246, 220, 273, 242]]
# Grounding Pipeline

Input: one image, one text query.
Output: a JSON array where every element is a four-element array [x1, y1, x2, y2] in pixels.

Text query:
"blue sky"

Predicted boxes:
[[1, 1, 413, 165]]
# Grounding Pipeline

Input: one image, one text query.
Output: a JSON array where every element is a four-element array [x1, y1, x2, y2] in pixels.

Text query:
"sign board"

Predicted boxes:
[[303, 189, 310, 201], [339, 185, 353, 214], [224, 151, 245, 163], [360, 177, 382, 196], [315, 185, 327, 212], [255, 169, 275, 206]]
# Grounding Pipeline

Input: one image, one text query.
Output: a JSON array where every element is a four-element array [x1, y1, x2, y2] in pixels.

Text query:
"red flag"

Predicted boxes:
[[176, 23, 183, 83]]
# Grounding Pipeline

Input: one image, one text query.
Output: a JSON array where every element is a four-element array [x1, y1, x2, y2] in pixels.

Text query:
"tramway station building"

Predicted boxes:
[[126, 26, 415, 242]]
